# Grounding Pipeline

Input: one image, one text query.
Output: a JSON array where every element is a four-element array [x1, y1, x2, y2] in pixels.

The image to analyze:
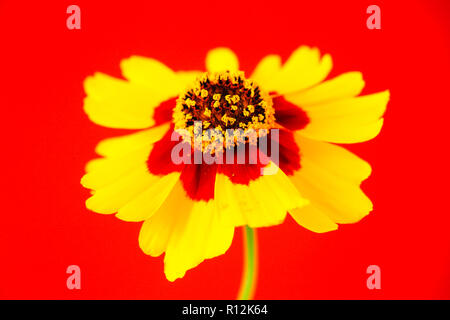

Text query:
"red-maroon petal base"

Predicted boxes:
[[146, 96, 307, 201], [272, 95, 309, 131]]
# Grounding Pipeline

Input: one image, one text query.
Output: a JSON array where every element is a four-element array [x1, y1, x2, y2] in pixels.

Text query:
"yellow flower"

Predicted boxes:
[[81, 46, 389, 282]]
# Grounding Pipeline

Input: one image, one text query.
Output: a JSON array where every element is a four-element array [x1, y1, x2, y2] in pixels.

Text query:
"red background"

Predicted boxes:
[[0, 0, 449, 299]]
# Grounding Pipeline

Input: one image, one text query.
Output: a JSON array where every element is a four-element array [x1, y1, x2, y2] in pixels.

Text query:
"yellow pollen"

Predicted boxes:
[[186, 98, 196, 107], [173, 70, 275, 151], [244, 79, 252, 89]]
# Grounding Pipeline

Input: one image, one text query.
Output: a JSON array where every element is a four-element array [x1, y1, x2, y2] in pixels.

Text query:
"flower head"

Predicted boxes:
[[173, 71, 275, 151], [82, 46, 389, 281]]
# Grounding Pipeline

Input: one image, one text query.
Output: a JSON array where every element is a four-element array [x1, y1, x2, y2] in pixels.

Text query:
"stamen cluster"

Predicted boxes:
[[173, 71, 275, 151]]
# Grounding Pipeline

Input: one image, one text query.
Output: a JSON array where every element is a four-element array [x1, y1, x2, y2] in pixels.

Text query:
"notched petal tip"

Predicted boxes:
[[264, 45, 334, 94], [164, 268, 186, 282], [250, 54, 282, 85]]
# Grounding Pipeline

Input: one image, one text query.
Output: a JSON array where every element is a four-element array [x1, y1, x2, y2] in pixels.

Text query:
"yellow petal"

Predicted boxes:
[[85, 164, 158, 214], [139, 181, 194, 257], [303, 119, 385, 143], [203, 204, 235, 260], [120, 56, 185, 100], [215, 163, 308, 228], [164, 199, 234, 281], [205, 48, 239, 73], [265, 46, 332, 94], [214, 173, 247, 227], [85, 57, 198, 130], [301, 90, 389, 120], [140, 181, 234, 281], [290, 136, 373, 226], [81, 147, 151, 190], [95, 124, 169, 158], [116, 172, 180, 222], [289, 206, 338, 233], [284, 72, 365, 106], [176, 70, 203, 88], [250, 54, 282, 91], [82, 126, 169, 190], [299, 90, 389, 143], [83, 73, 166, 129], [294, 133, 372, 183]]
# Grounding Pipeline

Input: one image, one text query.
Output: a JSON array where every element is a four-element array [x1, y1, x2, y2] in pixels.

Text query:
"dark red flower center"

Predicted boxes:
[[147, 80, 309, 201]]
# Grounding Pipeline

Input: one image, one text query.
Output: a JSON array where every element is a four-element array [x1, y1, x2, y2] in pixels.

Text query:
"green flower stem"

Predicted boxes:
[[237, 226, 258, 300]]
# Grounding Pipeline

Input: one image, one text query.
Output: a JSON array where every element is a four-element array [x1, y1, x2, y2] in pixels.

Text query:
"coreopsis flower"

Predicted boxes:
[[81, 47, 389, 291]]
